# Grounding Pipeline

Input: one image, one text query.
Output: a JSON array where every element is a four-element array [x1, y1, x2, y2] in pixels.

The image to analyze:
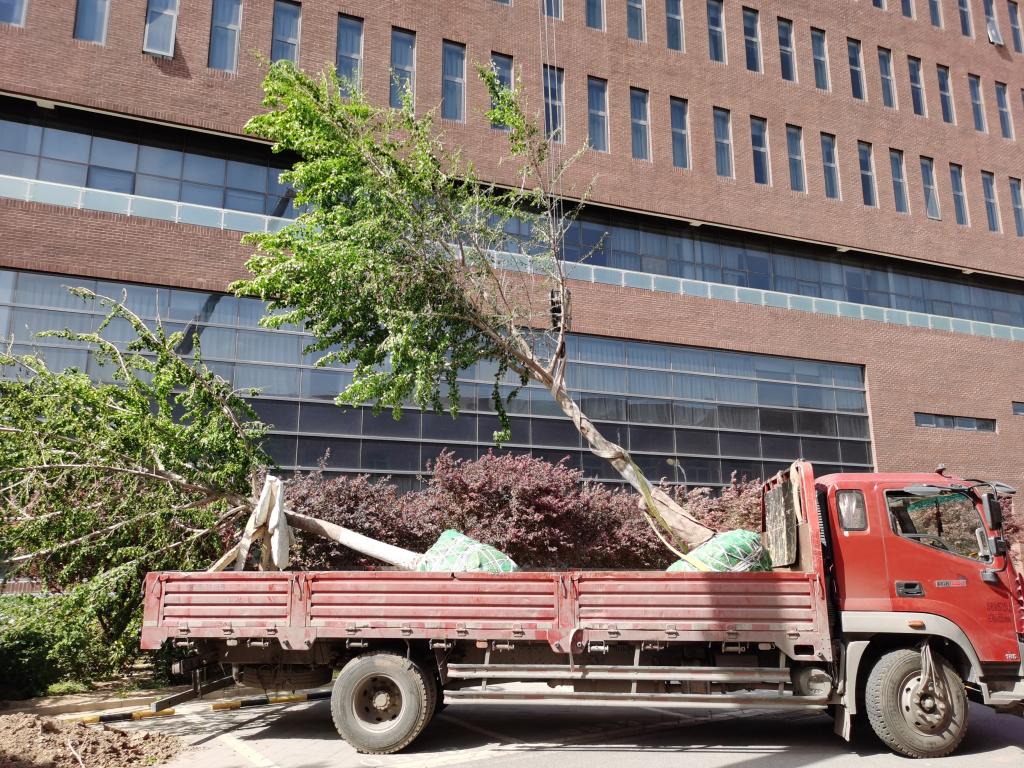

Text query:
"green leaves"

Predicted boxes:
[[0, 289, 266, 593], [234, 61, 544, 439]]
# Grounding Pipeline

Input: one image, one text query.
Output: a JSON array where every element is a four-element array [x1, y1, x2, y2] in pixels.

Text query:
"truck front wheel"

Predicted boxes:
[[865, 648, 967, 758], [331, 652, 433, 754]]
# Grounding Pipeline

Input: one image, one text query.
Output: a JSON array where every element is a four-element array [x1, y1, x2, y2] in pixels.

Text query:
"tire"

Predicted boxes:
[[331, 652, 432, 754], [865, 648, 968, 758]]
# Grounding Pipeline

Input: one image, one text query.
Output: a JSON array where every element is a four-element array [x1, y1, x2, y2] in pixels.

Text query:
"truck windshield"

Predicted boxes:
[[887, 491, 990, 561]]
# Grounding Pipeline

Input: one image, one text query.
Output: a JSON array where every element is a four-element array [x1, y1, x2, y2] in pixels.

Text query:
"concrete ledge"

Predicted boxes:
[[0, 684, 269, 717]]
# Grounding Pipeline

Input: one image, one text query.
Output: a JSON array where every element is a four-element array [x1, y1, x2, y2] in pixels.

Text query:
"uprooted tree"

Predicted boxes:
[[233, 60, 714, 556]]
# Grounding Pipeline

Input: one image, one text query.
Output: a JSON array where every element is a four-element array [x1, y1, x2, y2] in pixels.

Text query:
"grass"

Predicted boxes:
[[45, 680, 92, 696]]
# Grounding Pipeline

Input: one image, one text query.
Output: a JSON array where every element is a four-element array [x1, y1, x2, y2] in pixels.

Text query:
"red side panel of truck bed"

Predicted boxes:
[[141, 569, 831, 660]]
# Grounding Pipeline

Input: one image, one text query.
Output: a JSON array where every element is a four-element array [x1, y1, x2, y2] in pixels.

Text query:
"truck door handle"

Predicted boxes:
[[895, 581, 925, 597]]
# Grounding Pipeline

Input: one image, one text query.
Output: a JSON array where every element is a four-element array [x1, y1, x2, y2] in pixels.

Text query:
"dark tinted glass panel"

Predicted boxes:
[[298, 402, 360, 434], [720, 432, 761, 458], [675, 428, 719, 455], [796, 411, 837, 436], [297, 437, 359, 468], [361, 408, 422, 438], [629, 425, 674, 453], [422, 411, 477, 441], [802, 438, 840, 461], [760, 408, 796, 433], [532, 418, 582, 447], [249, 399, 299, 432]]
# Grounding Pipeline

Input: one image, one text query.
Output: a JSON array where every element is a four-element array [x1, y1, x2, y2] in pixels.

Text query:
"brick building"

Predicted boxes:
[[0, 0, 1022, 492]]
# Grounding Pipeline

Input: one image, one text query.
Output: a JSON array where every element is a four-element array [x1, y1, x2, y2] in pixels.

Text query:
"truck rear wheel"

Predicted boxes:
[[331, 652, 433, 754], [865, 648, 967, 758]]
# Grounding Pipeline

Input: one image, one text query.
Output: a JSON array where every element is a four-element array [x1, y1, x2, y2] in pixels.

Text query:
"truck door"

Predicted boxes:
[[827, 486, 892, 612], [881, 488, 1021, 664]]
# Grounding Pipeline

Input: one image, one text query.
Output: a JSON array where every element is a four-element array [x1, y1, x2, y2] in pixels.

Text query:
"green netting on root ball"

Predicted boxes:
[[414, 530, 519, 573], [666, 529, 773, 573]]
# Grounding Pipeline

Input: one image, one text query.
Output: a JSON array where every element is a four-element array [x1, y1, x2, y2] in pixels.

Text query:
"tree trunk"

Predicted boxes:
[[547, 376, 716, 552], [285, 510, 420, 569]]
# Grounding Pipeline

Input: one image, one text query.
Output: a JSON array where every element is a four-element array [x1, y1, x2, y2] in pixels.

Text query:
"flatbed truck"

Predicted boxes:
[[141, 461, 1024, 757]]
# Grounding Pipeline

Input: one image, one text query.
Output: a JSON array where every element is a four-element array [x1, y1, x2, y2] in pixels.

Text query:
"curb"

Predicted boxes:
[[1, 685, 267, 717]]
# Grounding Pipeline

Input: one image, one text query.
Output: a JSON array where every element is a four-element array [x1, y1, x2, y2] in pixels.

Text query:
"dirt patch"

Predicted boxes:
[[0, 714, 181, 768]]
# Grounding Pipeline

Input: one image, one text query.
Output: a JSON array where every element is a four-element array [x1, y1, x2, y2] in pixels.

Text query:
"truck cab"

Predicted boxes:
[[814, 466, 1024, 736]]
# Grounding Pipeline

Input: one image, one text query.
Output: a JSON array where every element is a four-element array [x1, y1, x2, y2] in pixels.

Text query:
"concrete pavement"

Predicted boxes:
[[114, 694, 1024, 768]]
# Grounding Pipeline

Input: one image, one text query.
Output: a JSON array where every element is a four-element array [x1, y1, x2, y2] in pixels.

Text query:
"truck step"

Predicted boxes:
[[446, 663, 791, 684], [443, 689, 828, 710]]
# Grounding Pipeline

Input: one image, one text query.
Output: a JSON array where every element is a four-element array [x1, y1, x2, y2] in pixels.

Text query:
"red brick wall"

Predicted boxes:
[[4, 197, 1023, 493], [2, 1, 1024, 281]]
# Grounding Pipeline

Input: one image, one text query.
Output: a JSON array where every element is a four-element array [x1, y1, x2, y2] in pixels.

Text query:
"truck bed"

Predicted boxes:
[[141, 569, 832, 661]]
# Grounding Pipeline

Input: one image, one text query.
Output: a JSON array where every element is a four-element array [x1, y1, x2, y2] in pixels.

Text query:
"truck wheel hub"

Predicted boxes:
[[901, 674, 951, 734], [371, 690, 392, 710]]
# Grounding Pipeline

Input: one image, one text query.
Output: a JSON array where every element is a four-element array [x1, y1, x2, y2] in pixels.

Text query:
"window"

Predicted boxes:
[[837, 490, 867, 531], [544, 65, 565, 142], [143, 0, 179, 57], [937, 65, 955, 123], [915, 412, 996, 432], [750, 117, 770, 184], [928, 0, 943, 26], [490, 53, 513, 129], [588, 77, 609, 152], [390, 29, 415, 109], [786, 125, 805, 192], [334, 15, 364, 91], [821, 133, 840, 199], [982, 171, 1001, 231], [984, 0, 1004, 43], [811, 28, 830, 90], [878, 48, 896, 108], [873, 0, 886, 6], [848, 39, 865, 100], [1011, 1, 1024, 51], [630, 89, 650, 160], [778, 18, 796, 81], [208, 0, 242, 72], [858, 142, 876, 206], [666, 0, 684, 51], [890, 150, 909, 213], [441, 41, 466, 122], [586, 0, 604, 29], [996, 82, 1014, 138], [0, 0, 26, 25], [887, 489, 991, 561], [74, 0, 110, 44], [743, 8, 762, 72], [713, 107, 733, 177], [969, 74, 987, 131], [1014, 402, 1024, 415], [707, 1, 726, 62], [908, 56, 926, 116], [544, 0, 563, 19], [902, 0, 915, 18], [270, 1, 301, 64], [671, 98, 690, 168], [920, 156, 941, 219], [958, 0, 974, 35], [627, 0, 645, 40], [1010, 178, 1024, 235], [950, 163, 970, 225]]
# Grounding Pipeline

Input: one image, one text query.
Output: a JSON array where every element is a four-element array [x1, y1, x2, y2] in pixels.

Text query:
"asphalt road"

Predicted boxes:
[[118, 695, 1024, 768]]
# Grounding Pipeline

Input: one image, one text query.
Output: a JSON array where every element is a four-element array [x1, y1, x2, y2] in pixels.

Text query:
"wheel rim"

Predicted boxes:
[[353, 674, 404, 732], [898, 670, 954, 736]]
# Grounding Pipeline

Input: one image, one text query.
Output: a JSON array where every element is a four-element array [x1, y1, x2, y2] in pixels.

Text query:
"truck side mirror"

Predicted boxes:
[[982, 493, 1003, 531]]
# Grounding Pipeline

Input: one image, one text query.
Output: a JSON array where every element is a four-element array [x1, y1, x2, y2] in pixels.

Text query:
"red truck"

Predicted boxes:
[[141, 461, 1024, 758]]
